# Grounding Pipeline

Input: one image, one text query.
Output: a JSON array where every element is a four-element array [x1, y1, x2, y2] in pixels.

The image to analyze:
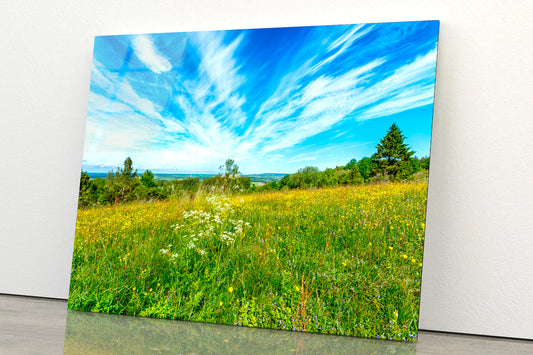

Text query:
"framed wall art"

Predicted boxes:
[[69, 20, 439, 341]]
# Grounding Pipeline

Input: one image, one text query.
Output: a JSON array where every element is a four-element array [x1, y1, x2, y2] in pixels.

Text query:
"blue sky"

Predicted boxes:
[[83, 21, 439, 174]]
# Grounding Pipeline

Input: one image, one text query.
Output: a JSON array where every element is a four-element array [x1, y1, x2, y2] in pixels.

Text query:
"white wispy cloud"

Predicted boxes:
[[246, 57, 385, 155], [191, 32, 247, 127], [356, 46, 438, 120], [86, 60, 185, 154], [309, 24, 374, 74], [83, 24, 438, 174], [243, 41, 436, 158], [131, 35, 172, 74]]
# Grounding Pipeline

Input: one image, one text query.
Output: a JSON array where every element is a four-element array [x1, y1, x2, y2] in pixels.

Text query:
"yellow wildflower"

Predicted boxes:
[[402, 254, 408, 259], [228, 287, 234, 293]]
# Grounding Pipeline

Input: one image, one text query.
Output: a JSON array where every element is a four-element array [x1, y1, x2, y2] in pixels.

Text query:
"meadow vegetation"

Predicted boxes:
[[69, 123, 429, 341], [69, 181, 427, 341]]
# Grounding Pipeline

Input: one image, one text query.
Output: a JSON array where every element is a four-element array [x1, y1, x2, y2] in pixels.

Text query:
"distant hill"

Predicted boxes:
[[86, 172, 287, 184]]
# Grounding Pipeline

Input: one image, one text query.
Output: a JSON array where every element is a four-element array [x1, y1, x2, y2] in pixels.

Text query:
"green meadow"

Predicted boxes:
[[69, 181, 427, 341]]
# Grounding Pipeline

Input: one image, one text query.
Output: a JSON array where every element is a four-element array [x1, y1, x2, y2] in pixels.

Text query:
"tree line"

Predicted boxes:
[[78, 123, 429, 208], [255, 123, 429, 192]]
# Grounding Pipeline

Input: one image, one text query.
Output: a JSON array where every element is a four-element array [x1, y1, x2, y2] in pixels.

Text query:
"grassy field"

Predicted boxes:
[[68, 181, 427, 341]]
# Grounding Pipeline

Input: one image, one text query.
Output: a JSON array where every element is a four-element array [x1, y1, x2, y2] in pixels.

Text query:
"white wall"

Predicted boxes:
[[1, 0, 532, 340]]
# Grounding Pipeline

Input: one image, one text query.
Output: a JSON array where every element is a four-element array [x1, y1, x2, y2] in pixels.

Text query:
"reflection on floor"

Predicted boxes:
[[2, 294, 533, 354], [64, 309, 415, 354]]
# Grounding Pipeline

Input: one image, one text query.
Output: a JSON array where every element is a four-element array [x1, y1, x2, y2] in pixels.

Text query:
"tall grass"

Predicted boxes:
[[68, 181, 427, 341]]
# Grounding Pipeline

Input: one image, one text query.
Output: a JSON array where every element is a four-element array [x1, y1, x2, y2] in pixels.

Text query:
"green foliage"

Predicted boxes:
[[141, 170, 156, 188], [420, 157, 430, 170], [372, 123, 415, 181], [356, 157, 375, 181], [298, 166, 320, 188], [279, 174, 290, 189], [220, 158, 240, 179], [345, 158, 357, 170], [78, 158, 170, 207], [78, 171, 98, 207], [79, 132, 427, 209], [172, 177, 201, 194], [407, 157, 422, 176], [215, 159, 247, 193], [119, 157, 137, 181], [334, 166, 363, 186], [319, 168, 339, 187]]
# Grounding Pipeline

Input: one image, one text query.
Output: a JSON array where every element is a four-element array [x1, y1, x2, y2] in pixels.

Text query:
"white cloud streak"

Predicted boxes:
[[131, 35, 172, 74]]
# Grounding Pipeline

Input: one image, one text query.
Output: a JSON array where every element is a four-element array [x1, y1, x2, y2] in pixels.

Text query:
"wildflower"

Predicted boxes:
[[402, 254, 408, 259], [220, 301, 223, 306], [368, 242, 372, 246], [149, 288, 153, 292], [133, 287, 136, 291], [411, 259, 416, 263], [388, 246, 393, 250], [228, 287, 234, 293], [295, 286, 300, 292]]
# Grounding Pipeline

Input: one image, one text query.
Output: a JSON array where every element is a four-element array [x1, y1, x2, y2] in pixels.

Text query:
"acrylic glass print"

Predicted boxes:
[[69, 21, 439, 342]]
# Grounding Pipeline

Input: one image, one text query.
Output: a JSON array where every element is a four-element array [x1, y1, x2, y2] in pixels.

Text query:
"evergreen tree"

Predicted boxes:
[[141, 170, 156, 188], [118, 157, 137, 182], [372, 123, 414, 181], [78, 171, 97, 207]]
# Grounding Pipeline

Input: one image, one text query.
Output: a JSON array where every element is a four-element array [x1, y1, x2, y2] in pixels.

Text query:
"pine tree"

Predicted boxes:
[[141, 170, 156, 188], [372, 123, 414, 181]]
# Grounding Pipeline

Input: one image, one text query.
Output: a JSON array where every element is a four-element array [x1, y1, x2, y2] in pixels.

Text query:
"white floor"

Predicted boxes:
[[1, 294, 532, 354]]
